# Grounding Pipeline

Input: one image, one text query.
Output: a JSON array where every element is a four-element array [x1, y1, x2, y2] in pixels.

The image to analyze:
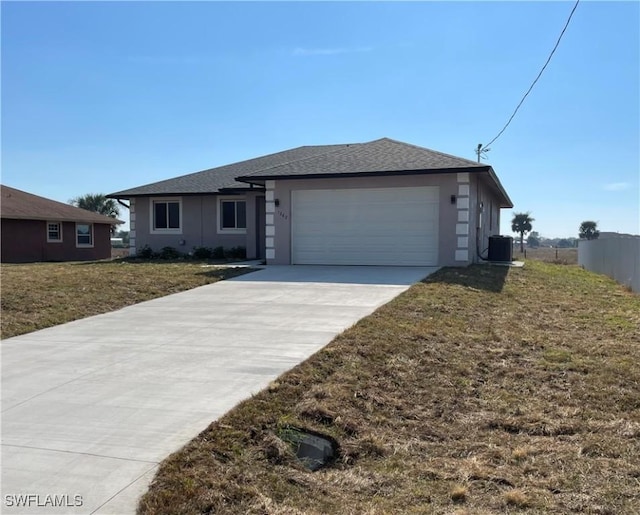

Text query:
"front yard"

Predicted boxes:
[[0, 260, 251, 339], [137, 260, 640, 514], [2, 258, 638, 513]]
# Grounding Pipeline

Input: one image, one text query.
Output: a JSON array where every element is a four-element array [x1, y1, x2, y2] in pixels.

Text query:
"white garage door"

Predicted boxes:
[[291, 186, 439, 266]]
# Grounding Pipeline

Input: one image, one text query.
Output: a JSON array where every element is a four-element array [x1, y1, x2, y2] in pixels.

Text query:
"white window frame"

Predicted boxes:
[[150, 197, 182, 234], [217, 197, 247, 234], [47, 221, 63, 243], [75, 223, 94, 248]]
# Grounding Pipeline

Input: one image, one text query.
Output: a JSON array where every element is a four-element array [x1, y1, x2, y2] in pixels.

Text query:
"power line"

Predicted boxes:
[[477, 0, 580, 158]]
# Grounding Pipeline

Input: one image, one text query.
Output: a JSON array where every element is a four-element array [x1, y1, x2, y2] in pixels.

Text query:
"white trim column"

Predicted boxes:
[[265, 181, 276, 261], [455, 173, 470, 262], [129, 198, 136, 256]]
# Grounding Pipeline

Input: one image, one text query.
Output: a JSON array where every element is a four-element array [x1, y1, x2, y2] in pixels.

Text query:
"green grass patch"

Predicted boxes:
[[543, 348, 572, 363]]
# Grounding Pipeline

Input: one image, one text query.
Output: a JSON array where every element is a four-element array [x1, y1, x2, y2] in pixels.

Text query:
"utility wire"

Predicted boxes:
[[479, 0, 580, 153]]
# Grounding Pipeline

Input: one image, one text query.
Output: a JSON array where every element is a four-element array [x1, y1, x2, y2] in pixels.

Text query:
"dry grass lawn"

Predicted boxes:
[[515, 247, 578, 265], [0, 260, 251, 339], [138, 261, 640, 514]]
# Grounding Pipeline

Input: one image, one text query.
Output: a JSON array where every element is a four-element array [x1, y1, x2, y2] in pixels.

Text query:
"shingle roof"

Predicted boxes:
[[107, 137, 511, 207], [238, 138, 486, 181], [1, 185, 122, 225], [108, 144, 349, 197]]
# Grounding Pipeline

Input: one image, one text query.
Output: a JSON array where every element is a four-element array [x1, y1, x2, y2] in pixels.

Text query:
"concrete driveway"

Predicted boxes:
[[1, 265, 437, 514]]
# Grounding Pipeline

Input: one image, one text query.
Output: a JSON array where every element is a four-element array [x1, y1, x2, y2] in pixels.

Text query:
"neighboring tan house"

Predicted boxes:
[[108, 138, 513, 266], [1, 185, 121, 263]]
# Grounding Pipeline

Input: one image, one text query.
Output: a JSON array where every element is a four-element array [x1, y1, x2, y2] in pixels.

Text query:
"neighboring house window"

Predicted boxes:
[[218, 198, 246, 233], [47, 222, 62, 242], [76, 223, 93, 247], [151, 198, 182, 233]]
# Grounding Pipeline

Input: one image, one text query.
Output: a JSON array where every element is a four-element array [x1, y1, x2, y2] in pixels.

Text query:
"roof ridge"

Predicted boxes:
[[166, 145, 329, 180], [238, 142, 360, 178], [117, 143, 354, 191], [197, 143, 357, 176], [374, 137, 486, 167]]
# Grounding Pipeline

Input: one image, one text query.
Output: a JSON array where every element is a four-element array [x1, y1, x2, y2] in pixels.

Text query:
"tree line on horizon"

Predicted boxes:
[[511, 212, 600, 251]]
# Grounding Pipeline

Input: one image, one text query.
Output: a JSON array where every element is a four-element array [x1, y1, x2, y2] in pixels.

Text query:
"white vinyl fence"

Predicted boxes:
[[578, 236, 640, 293]]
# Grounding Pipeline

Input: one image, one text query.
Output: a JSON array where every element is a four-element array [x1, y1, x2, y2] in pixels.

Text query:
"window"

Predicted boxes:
[[219, 199, 246, 232], [76, 223, 93, 247], [151, 198, 181, 233], [47, 222, 62, 242]]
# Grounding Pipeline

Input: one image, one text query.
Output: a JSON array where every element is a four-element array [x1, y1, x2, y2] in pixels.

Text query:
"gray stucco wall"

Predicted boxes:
[[126, 175, 505, 265], [130, 193, 264, 259], [469, 175, 503, 261], [266, 174, 477, 267]]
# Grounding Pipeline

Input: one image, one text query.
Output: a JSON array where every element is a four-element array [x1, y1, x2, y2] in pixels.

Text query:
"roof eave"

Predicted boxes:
[[218, 186, 265, 194], [107, 187, 261, 199], [1, 214, 123, 225], [486, 167, 514, 208], [236, 166, 491, 183], [107, 191, 206, 199], [235, 178, 266, 187]]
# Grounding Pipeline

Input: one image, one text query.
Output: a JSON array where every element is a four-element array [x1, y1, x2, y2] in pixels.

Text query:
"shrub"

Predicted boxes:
[[226, 246, 246, 260], [137, 245, 155, 259], [212, 246, 225, 259], [192, 246, 213, 260], [159, 246, 182, 260]]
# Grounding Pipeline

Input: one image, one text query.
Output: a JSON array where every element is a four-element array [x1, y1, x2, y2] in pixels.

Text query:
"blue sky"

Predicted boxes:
[[2, 1, 638, 237]]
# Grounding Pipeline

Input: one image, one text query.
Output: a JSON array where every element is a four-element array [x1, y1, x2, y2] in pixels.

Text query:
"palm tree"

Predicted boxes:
[[579, 221, 599, 240], [511, 212, 534, 253], [70, 193, 119, 234]]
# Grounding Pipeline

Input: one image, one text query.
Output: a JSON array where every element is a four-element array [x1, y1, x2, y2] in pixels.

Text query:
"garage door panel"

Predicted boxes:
[[293, 234, 437, 248], [294, 206, 438, 230], [292, 187, 439, 266]]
